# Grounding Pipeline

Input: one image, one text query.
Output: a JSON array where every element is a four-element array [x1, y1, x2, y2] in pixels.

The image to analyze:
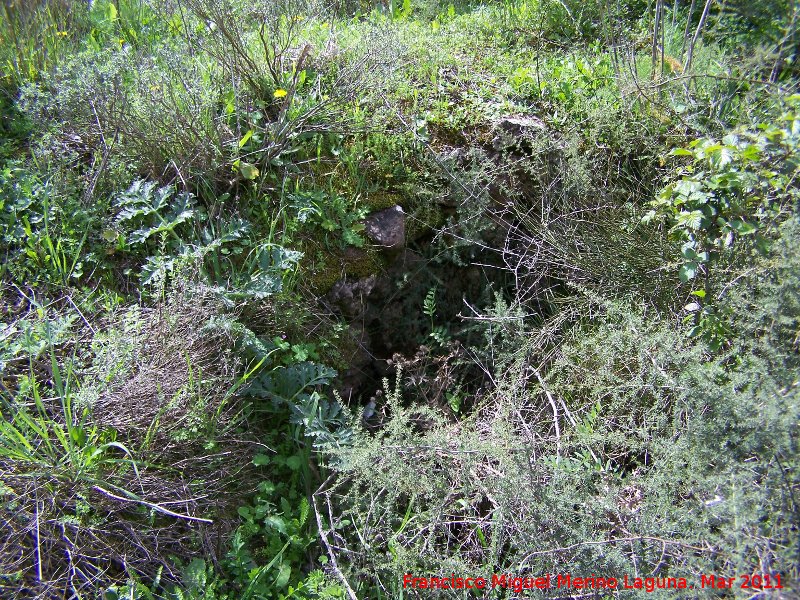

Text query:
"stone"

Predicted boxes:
[[491, 115, 547, 151], [496, 115, 546, 133], [323, 275, 377, 319], [363, 205, 405, 250]]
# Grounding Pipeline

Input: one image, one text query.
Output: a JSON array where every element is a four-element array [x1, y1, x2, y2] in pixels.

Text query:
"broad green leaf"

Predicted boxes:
[[699, 143, 722, 157], [240, 163, 259, 180], [729, 219, 758, 235], [740, 144, 761, 162], [274, 563, 291, 588], [675, 210, 704, 230], [641, 209, 658, 224], [712, 147, 733, 168], [679, 261, 698, 282], [280, 497, 291, 516], [674, 179, 702, 198], [264, 515, 287, 534], [252, 454, 271, 466]]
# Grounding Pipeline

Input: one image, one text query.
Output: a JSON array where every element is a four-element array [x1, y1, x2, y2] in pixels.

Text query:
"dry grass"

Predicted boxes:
[[0, 280, 259, 597], [91, 286, 239, 448]]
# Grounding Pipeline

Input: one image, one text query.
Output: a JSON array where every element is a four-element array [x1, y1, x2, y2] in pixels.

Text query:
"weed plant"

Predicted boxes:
[[0, 0, 798, 598]]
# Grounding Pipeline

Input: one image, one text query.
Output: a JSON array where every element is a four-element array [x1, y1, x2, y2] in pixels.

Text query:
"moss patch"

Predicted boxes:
[[363, 189, 405, 212], [302, 244, 388, 295]]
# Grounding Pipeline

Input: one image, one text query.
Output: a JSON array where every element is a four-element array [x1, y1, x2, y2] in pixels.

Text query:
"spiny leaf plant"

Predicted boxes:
[[0, 164, 93, 285], [210, 243, 303, 302], [114, 179, 196, 246]]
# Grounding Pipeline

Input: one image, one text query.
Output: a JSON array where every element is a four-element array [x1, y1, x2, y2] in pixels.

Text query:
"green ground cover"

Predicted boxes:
[[1, 0, 798, 597]]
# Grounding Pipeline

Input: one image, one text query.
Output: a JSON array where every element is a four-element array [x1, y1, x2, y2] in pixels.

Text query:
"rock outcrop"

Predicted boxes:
[[363, 205, 405, 251]]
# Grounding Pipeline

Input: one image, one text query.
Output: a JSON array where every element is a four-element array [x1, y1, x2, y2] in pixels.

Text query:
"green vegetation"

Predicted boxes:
[[1, 0, 798, 597]]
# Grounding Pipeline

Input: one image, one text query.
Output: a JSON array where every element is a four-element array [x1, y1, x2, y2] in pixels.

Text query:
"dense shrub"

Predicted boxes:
[[322, 218, 800, 594], [1, 0, 798, 598]]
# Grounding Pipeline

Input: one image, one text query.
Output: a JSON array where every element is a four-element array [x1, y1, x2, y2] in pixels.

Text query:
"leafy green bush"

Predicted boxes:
[[18, 38, 229, 194], [321, 245, 799, 595], [290, 189, 368, 249], [0, 161, 98, 286], [646, 96, 800, 347]]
